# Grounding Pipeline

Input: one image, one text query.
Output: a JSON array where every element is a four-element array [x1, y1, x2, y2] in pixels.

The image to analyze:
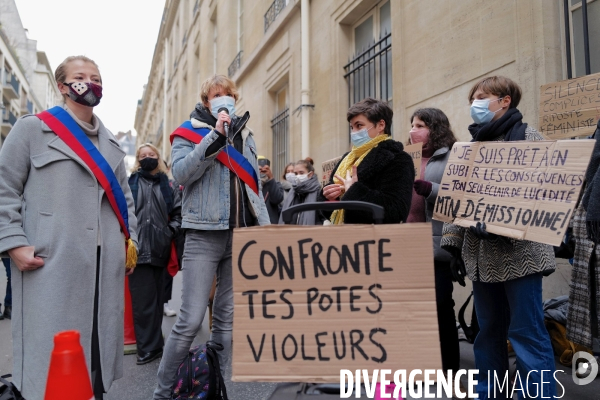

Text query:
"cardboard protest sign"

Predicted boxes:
[[404, 142, 423, 179], [321, 156, 342, 188], [232, 224, 441, 382], [433, 140, 594, 247], [539, 72, 600, 139]]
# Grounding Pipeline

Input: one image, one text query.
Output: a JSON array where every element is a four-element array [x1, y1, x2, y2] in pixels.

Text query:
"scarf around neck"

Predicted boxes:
[[331, 134, 391, 224], [281, 175, 321, 225], [468, 108, 527, 142], [582, 120, 600, 242]]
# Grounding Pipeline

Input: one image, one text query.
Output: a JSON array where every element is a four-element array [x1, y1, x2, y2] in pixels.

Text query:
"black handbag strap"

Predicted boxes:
[[206, 342, 228, 400], [0, 374, 24, 400], [458, 291, 478, 344]]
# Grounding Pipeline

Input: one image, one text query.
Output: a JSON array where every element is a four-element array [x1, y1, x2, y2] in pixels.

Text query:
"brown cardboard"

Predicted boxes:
[[539, 72, 600, 139], [321, 156, 343, 188], [404, 142, 423, 180], [231, 223, 441, 382], [432, 140, 594, 247]]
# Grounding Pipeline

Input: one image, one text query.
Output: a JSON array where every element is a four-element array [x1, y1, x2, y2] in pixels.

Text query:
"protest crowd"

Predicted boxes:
[[0, 50, 599, 400]]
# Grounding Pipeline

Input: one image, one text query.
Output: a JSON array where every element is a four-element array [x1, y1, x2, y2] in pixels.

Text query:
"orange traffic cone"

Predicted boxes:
[[44, 330, 93, 400], [124, 276, 136, 345]]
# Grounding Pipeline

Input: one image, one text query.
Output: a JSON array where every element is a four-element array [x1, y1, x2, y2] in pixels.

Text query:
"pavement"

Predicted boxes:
[[0, 269, 599, 399]]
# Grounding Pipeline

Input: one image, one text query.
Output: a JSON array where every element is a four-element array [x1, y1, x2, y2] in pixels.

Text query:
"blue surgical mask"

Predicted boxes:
[[209, 96, 236, 118], [351, 126, 374, 148], [470, 98, 504, 125]]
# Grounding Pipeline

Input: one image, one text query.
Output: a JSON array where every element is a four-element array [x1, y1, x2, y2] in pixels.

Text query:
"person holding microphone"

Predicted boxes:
[[154, 75, 269, 399]]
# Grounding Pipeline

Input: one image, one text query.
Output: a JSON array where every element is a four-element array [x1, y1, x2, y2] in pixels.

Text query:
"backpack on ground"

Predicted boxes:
[[172, 341, 228, 400], [0, 374, 24, 400]]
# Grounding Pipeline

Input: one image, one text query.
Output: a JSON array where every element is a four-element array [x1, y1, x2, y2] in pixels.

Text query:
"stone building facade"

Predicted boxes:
[[0, 0, 59, 149], [135, 0, 596, 177]]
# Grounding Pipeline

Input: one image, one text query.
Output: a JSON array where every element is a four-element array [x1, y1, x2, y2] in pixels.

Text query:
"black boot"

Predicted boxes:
[[3, 305, 11, 319]]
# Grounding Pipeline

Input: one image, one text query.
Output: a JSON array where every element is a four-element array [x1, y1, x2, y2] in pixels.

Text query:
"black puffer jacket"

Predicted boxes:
[[319, 140, 414, 224]]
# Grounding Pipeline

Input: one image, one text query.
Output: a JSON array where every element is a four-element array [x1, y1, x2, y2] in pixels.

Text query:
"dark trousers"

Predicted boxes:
[[163, 268, 173, 303], [92, 248, 104, 399], [434, 260, 460, 372], [129, 264, 165, 354], [2, 258, 10, 307]]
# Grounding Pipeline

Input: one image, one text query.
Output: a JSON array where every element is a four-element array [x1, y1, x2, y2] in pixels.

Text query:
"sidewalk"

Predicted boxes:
[[1, 269, 599, 399]]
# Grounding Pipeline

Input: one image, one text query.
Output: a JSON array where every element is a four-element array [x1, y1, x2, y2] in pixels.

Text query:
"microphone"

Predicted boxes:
[[218, 107, 229, 135]]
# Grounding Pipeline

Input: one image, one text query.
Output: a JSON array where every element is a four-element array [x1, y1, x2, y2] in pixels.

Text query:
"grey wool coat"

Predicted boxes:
[[0, 114, 138, 400]]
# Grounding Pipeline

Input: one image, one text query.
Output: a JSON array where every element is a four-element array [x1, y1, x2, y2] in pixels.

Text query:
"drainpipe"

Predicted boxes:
[[301, 0, 310, 158], [162, 40, 169, 158]]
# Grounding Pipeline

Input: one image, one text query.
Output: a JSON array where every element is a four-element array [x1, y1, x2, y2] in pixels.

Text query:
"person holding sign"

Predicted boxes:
[[0, 56, 138, 400], [406, 108, 460, 373], [321, 97, 414, 224], [441, 76, 556, 398], [278, 158, 325, 225], [154, 75, 269, 399]]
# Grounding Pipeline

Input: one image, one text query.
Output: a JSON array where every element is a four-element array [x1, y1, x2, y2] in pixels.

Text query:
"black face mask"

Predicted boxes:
[[139, 157, 158, 171]]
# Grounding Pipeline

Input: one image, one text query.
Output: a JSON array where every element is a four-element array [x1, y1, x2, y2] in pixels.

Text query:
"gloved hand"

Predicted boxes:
[[414, 179, 433, 197], [448, 248, 467, 287], [469, 221, 490, 240]]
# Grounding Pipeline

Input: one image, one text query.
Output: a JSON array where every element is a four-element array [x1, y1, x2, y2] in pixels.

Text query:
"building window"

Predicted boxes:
[[565, 0, 599, 77], [344, 1, 392, 106], [271, 87, 289, 180]]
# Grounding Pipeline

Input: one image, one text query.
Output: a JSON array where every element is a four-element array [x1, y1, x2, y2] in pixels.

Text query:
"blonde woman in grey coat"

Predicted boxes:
[[0, 56, 137, 400]]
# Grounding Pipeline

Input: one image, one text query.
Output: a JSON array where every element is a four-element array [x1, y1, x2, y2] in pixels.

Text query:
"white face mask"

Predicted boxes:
[[209, 96, 236, 118], [285, 172, 296, 182], [296, 173, 309, 183]]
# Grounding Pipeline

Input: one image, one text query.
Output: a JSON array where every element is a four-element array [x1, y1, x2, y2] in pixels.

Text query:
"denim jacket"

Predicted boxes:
[[171, 118, 270, 230]]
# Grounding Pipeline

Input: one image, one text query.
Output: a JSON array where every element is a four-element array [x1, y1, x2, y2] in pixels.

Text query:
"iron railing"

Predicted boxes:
[[182, 32, 187, 47], [228, 51, 243, 77], [343, 32, 392, 107], [271, 107, 289, 181], [193, 0, 200, 15], [264, 0, 286, 32]]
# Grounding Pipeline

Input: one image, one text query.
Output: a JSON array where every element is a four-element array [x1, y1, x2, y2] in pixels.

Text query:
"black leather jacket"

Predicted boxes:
[[130, 172, 182, 266]]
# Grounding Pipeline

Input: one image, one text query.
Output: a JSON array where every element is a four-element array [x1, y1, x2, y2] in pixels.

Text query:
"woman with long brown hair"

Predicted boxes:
[[406, 107, 460, 374]]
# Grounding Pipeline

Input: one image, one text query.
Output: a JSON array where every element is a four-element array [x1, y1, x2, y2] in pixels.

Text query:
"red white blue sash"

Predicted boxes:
[[170, 121, 259, 195], [36, 106, 132, 240]]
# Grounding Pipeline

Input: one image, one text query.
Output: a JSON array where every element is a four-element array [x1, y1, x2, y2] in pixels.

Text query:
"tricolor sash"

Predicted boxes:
[[37, 106, 137, 269], [170, 121, 259, 195]]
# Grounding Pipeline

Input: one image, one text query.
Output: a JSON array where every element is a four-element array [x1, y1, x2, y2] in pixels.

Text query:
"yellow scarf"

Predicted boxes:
[[330, 134, 391, 224]]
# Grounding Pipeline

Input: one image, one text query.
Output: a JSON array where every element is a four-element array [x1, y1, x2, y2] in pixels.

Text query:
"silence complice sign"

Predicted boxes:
[[539, 72, 600, 139], [404, 142, 423, 180], [231, 224, 441, 382], [432, 140, 594, 247], [321, 156, 342, 188]]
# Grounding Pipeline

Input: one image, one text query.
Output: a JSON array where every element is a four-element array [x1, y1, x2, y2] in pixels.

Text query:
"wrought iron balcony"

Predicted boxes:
[[264, 0, 287, 32], [228, 51, 243, 77]]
